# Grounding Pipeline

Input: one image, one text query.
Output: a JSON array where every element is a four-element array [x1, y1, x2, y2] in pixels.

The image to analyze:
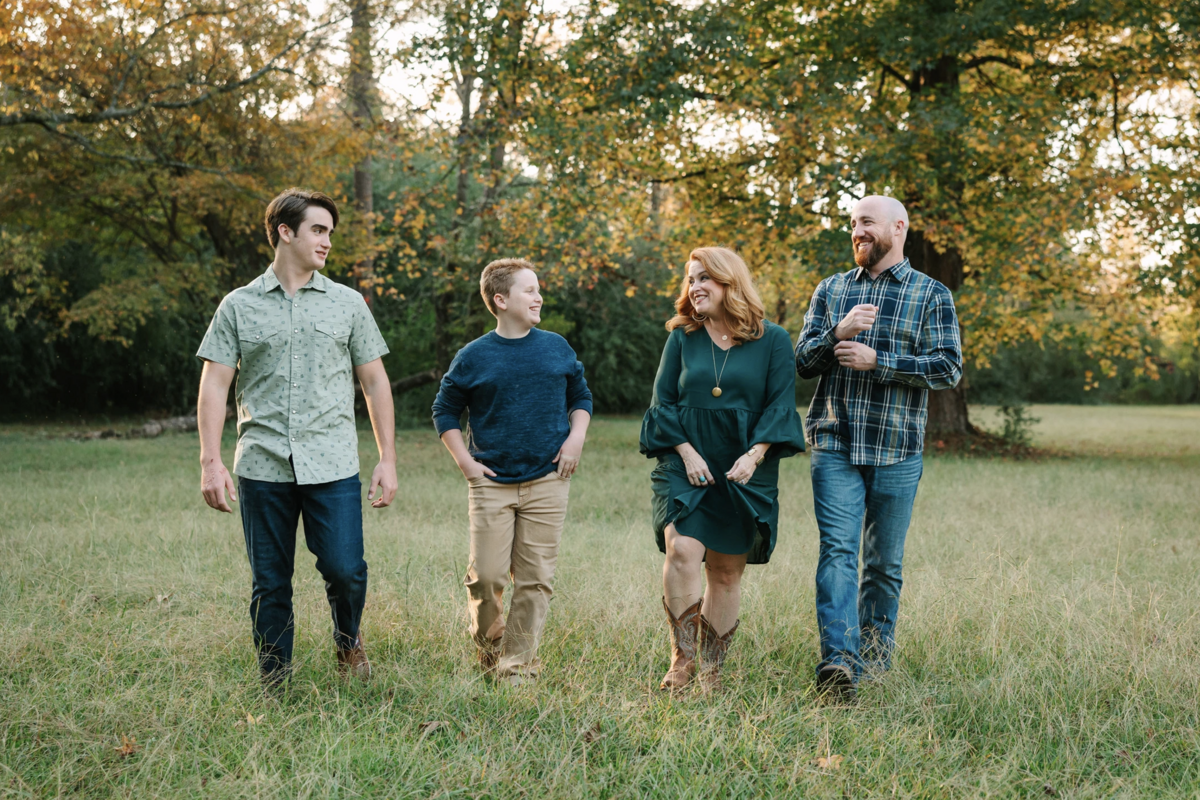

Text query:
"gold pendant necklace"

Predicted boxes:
[[711, 336, 731, 397]]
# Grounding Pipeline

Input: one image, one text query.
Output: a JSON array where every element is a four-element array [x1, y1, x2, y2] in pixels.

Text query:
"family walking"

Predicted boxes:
[[196, 188, 963, 702]]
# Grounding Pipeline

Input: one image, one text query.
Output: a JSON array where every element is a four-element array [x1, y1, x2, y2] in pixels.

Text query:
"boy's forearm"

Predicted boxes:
[[439, 429, 474, 467], [567, 408, 591, 440]]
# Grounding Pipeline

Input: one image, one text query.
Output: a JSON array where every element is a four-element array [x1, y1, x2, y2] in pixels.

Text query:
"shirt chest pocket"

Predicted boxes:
[[238, 327, 284, 371], [314, 321, 351, 368]]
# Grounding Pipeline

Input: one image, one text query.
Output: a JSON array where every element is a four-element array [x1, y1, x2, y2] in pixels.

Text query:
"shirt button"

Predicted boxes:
[[294, 329, 299, 333], [292, 383, 297, 388], [291, 437, 296, 442], [291, 410, 296, 414], [255, 335, 261, 340], [293, 355, 299, 360]]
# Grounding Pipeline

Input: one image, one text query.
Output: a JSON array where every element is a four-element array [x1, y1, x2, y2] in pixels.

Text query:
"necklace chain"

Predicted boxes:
[[711, 336, 731, 390]]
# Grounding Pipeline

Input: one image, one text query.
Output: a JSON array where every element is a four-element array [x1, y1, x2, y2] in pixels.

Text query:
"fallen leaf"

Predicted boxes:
[[1043, 783, 1058, 797], [154, 593, 173, 605], [418, 720, 450, 739], [581, 722, 603, 743], [815, 754, 844, 770], [246, 713, 263, 726], [114, 735, 138, 758], [1114, 749, 1136, 764]]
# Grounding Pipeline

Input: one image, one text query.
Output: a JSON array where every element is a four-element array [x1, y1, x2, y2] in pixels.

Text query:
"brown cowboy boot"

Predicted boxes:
[[660, 597, 702, 691], [697, 615, 739, 694], [336, 634, 371, 683]]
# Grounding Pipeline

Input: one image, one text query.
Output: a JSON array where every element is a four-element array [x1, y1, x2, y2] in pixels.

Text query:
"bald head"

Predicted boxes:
[[854, 195, 908, 227], [850, 195, 909, 273]]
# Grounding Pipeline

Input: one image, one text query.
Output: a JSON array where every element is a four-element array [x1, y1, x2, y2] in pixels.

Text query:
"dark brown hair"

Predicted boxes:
[[480, 258, 537, 315], [264, 188, 339, 248]]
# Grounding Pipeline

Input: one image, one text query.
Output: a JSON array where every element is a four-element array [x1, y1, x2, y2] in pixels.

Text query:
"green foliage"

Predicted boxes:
[[968, 335, 1200, 406], [1, 0, 1198, 416], [995, 404, 1041, 448]]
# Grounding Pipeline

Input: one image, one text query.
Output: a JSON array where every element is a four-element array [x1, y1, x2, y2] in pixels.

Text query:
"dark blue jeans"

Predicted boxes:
[[238, 474, 367, 680], [811, 449, 923, 680]]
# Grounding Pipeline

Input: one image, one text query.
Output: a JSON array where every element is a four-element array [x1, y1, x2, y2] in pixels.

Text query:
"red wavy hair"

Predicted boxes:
[[666, 247, 765, 344]]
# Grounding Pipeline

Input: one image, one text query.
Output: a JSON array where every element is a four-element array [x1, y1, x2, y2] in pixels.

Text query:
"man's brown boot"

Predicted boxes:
[[697, 615, 739, 694], [660, 597, 702, 691], [336, 634, 371, 683]]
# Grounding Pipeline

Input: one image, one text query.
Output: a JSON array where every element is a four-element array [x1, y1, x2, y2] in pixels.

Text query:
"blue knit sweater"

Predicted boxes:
[[432, 328, 593, 483]]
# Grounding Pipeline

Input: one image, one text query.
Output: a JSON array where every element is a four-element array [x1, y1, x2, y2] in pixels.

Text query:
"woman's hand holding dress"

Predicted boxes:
[[725, 453, 759, 485], [675, 442, 715, 487]]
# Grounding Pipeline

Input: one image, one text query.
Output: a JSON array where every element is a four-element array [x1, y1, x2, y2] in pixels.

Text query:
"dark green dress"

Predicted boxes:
[[640, 321, 805, 564]]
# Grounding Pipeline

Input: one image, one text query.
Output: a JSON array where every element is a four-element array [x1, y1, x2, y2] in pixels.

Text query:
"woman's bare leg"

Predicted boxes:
[[662, 523, 706, 614], [702, 550, 748, 634]]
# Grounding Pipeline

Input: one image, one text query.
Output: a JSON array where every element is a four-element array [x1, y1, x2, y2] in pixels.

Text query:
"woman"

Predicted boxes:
[[640, 247, 805, 692]]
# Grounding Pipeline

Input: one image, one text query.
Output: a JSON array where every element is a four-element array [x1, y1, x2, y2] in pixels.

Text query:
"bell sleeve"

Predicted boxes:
[[639, 329, 688, 458], [749, 325, 806, 458]]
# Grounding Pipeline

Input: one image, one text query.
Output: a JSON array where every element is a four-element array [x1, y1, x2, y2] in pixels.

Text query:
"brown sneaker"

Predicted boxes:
[[477, 637, 501, 675], [336, 635, 371, 683], [660, 597, 702, 691], [697, 615, 739, 694]]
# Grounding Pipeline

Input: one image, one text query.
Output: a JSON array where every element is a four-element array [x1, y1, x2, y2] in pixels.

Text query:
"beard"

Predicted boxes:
[[853, 234, 892, 269]]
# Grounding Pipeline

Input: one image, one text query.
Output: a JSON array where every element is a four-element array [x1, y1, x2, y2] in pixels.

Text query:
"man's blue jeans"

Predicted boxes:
[[238, 474, 367, 681], [811, 449, 923, 680]]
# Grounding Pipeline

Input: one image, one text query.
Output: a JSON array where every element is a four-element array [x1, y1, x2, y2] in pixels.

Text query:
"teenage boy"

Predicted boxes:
[[432, 258, 593, 686], [196, 188, 397, 688], [795, 195, 963, 701]]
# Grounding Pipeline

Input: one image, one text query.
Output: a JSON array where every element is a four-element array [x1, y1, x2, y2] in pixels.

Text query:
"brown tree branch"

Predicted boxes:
[[390, 368, 442, 394], [961, 54, 1023, 71], [1, 17, 340, 128]]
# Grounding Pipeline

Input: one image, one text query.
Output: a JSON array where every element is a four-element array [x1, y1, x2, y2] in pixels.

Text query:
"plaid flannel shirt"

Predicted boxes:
[[795, 259, 963, 466]]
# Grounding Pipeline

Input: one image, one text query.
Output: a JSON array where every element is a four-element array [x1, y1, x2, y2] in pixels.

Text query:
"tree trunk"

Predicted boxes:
[[349, 0, 375, 304], [902, 5, 974, 437], [904, 228, 974, 435]]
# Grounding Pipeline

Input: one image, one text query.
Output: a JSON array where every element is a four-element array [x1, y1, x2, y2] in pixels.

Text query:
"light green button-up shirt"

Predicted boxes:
[[196, 265, 389, 484]]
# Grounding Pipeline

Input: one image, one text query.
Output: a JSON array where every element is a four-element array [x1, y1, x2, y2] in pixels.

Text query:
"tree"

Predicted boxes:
[[562, 0, 1200, 433]]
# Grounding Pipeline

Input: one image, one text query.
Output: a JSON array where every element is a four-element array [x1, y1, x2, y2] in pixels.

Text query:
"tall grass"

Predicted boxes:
[[1, 406, 1198, 798]]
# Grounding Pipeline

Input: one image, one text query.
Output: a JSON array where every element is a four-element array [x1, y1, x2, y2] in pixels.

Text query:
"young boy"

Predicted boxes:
[[432, 258, 592, 686], [196, 188, 397, 688]]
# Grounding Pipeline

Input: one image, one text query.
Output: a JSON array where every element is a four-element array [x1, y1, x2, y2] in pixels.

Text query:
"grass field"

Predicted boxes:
[[1, 405, 1198, 798]]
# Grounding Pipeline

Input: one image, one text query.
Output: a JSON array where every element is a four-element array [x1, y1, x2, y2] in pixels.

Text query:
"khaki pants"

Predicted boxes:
[[465, 471, 571, 676]]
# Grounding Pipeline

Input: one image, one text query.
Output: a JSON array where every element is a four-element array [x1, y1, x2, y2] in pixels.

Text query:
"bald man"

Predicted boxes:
[[795, 195, 963, 700]]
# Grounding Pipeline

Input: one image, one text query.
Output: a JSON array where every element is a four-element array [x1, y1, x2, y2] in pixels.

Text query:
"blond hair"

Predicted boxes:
[[480, 258, 536, 315], [666, 247, 765, 343]]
